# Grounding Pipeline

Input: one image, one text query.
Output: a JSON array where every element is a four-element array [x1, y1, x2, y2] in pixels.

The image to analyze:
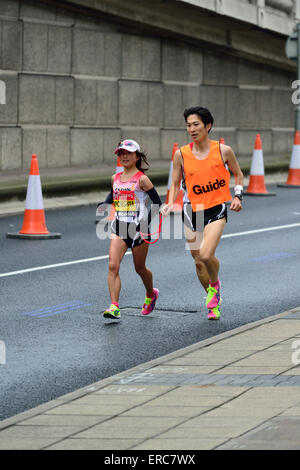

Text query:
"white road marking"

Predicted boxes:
[[0, 253, 132, 278], [1, 222, 300, 278], [222, 222, 300, 238]]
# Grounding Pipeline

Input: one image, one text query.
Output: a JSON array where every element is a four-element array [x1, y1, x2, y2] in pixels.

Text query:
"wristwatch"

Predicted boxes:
[[234, 192, 243, 202]]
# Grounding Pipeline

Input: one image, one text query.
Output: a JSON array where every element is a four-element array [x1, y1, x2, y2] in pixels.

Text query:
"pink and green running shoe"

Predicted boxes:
[[142, 288, 159, 315], [103, 304, 121, 319], [207, 305, 221, 320], [206, 280, 221, 310]]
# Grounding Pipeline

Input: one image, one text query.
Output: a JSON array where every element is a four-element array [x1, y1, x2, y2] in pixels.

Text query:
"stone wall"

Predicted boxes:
[[0, 0, 296, 171]]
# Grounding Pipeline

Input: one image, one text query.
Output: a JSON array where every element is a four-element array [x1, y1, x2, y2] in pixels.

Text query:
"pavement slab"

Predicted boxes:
[[0, 307, 300, 450]]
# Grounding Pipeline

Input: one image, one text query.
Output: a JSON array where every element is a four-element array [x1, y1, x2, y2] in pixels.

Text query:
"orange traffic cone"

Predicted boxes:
[[245, 134, 276, 196], [166, 143, 184, 212], [278, 130, 300, 188], [219, 138, 230, 171], [115, 156, 123, 174], [6, 155, 61, 239]]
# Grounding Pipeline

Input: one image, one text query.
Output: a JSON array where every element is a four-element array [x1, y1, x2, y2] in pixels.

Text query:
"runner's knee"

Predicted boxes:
[[134, 264, 148, 276], [199, 250, 214, 263], [195, 259, 206, 272], [191, 252, 206, 272], [108, 259, 120, 274]]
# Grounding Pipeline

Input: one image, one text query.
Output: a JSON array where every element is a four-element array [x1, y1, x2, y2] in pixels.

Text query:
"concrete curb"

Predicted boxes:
[[0, 162, 289, 202], [0, 169, 170, 202], [0, 306, 297, 432]]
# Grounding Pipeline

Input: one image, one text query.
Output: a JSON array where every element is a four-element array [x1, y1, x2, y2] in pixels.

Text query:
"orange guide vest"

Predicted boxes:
[[181, 140, 232, 211]]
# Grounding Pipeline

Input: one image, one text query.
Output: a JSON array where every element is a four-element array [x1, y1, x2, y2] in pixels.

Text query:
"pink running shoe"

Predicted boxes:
[[206, 280, 221, 309], [207, 305, 221, 320], [142, 288, 159, 315]]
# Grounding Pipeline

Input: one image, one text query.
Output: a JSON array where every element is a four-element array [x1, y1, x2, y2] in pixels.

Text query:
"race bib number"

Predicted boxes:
[[114, 191, 136, 212]]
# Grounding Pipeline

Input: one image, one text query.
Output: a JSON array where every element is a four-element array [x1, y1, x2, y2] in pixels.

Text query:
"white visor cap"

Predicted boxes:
[[114, 139, 141, 155]]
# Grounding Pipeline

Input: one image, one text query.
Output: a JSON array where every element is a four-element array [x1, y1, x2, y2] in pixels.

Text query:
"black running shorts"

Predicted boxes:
[[111, 219, 151, 249], [182, 202, 227, 232]]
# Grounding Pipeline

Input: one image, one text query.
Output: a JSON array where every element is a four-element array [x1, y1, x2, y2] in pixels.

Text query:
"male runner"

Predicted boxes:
[[161, 106, 243, 319]]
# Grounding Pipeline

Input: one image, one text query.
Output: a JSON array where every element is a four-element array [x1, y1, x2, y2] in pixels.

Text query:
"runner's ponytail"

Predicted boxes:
[[136, 150, 150, 173]]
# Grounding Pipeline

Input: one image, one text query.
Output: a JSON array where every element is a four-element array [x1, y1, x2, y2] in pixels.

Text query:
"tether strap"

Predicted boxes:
[[139, 213, 163, 245]]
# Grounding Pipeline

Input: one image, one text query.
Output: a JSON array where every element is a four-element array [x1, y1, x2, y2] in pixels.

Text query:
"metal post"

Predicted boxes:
[[296, 22, 300, 130]]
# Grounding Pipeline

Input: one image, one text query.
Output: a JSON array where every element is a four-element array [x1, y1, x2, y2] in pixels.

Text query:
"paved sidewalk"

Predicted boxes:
[[0, 307, 300, 450], [0, 152, 291, 206], [0, 161, 171, 203], [0, 171, 289, 218]]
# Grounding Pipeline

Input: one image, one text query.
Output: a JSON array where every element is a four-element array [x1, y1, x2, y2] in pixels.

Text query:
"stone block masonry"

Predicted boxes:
[[0, 0, 296, 171]]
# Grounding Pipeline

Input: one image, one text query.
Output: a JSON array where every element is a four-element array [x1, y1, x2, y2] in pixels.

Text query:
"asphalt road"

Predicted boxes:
[[0, 184, 300, 420]]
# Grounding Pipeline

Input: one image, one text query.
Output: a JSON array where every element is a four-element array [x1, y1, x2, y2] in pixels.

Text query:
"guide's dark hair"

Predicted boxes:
[[183, 106, 214, 132]]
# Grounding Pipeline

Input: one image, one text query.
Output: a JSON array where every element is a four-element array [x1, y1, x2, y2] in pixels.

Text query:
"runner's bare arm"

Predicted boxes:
[[221, 144, 244, 212], [161, 150, 183, 216], [139, 174, 162, 230], [139, 174, 154, 192], [139, 174, 162, 205]]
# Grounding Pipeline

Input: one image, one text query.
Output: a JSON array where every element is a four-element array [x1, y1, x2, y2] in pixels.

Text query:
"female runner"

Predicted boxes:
[[101, 139, 162, 320]]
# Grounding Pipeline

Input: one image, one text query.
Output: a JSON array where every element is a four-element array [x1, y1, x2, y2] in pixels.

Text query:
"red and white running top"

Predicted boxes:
[[113, 171, 149, 223]]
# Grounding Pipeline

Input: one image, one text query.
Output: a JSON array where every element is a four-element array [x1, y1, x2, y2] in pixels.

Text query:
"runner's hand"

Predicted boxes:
[[230, 197, 243, 212], [160, 203, 173, 217]]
